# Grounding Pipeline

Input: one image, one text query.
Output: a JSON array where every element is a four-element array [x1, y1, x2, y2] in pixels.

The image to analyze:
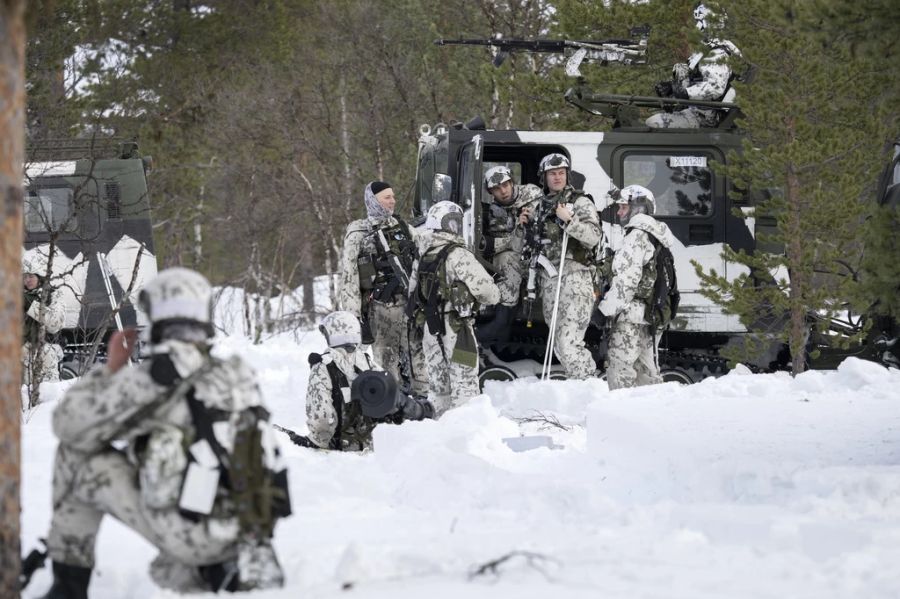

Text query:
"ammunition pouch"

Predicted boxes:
[[357, 254, 376, 291]]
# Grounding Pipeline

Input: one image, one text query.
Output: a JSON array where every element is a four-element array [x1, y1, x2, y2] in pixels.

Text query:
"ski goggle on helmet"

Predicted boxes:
[[425, 201, 464, 235], [484, 166, 513, 190]]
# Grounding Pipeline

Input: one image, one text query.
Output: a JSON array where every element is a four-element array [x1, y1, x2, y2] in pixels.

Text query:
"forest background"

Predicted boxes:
[[25, 0, 899, 341]]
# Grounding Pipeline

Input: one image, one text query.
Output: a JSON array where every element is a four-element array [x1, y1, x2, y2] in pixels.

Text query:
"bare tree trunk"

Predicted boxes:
[[0, 4, 26, 597], [786, 161, 808, 375]]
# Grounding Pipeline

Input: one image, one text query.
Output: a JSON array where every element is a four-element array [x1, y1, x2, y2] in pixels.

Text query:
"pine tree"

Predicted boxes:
[[692, 0, 893, 374]]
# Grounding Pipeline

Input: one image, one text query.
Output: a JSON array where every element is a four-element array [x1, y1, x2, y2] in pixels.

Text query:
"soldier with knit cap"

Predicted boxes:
[[338, 181, 428, 397]]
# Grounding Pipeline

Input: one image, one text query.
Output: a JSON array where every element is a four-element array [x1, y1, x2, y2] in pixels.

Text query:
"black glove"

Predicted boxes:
[[396, 394, 434, 421], [672, 83, 689, 99], [654, 80, 674, 98]]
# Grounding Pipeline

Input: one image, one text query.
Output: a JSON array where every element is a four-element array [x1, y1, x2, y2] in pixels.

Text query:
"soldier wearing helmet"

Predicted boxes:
[[40, 268, 290, 596], [303, 310, 434, 451], [21, 251, 66, 383], [338, 181, 428, 398], [477, 166, 543, 343], [518, 153, 603, 380], [647, 2, 742, 128], [599, 185, 677, 389], [409, 201, 500, 415]]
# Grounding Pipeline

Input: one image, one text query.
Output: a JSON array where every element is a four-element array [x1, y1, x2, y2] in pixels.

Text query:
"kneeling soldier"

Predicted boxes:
[[305, 310, 434, 451]]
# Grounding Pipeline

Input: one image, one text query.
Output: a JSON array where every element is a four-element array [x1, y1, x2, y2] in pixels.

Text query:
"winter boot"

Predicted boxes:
[[40, 562, 91, 599]]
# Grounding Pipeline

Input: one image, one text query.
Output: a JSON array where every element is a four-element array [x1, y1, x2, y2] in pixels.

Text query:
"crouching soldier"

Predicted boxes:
[[598, 185, 676, 389], [39, 268, 291, 598], [410, 201, 500, 416], [305, 311, 434, 451], [22, 254, 65, 383]]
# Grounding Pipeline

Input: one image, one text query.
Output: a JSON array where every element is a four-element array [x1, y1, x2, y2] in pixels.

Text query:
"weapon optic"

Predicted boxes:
[[436, 27, 650, 77]]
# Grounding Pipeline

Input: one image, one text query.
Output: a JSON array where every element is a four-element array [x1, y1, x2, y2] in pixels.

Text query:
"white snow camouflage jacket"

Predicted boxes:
[[599, 213, 676, 325]]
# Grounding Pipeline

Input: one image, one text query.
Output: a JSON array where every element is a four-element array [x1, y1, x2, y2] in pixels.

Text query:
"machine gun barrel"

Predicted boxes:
[[437, 29, 649, 74], [565, 88, 738, 113], [435, 38, 640, 52]]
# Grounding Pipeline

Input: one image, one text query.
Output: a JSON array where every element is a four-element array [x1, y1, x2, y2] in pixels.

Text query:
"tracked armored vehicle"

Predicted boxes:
[[24, 139, 159, 378], [413, 109, 763, 385]]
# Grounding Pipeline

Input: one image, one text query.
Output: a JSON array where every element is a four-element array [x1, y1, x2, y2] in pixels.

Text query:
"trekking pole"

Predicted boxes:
[[542, 231, 569, 380]]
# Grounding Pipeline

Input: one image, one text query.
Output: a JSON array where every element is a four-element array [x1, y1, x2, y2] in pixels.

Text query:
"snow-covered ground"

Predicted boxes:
[[20, 322, 900, 598]]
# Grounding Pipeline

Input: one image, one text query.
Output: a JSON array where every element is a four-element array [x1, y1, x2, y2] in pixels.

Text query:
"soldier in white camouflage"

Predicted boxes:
[[411, 201, 500, 416], [304, 311, 433, 451], [476, 166, 543, 343], [647, 2, 741, 129], [599, 185, 676, 389], [520, 154, 602, 379], [39, 268, 289, 598], [22, 253, 65, 383], [338, 181, 428, 396]]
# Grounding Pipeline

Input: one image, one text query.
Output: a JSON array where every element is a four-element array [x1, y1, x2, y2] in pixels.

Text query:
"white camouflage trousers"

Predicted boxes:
[[22, 341, 62, 382], [369, 300, 428, 396], [46, 445, 239, 587], [606, 321, 662, 390], [422, 314, 480, 417], [540, 269, 597, 380], [494, 248, 524, 307]]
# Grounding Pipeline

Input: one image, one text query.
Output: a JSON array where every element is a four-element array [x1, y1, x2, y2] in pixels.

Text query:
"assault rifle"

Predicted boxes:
[[521, 196, 560, 327], [435, 27, 649, 77], [371, 229, 411, 301]]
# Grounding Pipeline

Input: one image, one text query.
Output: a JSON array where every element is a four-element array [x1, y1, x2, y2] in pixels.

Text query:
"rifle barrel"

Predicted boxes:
[[435, 38, 639, 52]]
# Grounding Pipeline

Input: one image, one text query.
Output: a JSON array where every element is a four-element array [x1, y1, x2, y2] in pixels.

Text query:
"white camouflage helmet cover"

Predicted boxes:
[[138, 267, 213, 325], [319, 310, 361, 347], [617, 184, 657, 215], [539, 153, 571, 174], [425, 200, 464, 235], [484, 165, 513, 190], [22, 252, 48, 277]]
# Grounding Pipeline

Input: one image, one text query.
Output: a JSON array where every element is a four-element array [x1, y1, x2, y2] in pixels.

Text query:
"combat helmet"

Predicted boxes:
[[425, 201, 464, 236], [319, 311, 362, 348], [616, 184, 656, 224], [138, 267, 214, 341], [538, 153, 571, 185], [484, 166, 513, 190]]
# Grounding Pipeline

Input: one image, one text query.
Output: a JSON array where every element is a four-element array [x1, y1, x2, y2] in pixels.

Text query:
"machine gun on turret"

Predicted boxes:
[[436, 27, 650, 77]]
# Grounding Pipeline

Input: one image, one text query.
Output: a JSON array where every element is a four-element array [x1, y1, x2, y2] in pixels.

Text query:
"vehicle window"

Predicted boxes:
[[481, 161, 523, 204], [25, 187, 77, 233], [623, 153, 714, 217]]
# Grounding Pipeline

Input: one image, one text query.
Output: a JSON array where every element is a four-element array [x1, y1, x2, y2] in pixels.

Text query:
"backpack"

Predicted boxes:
[[645, 236, 680, 332], [171, 356, 292, 538]]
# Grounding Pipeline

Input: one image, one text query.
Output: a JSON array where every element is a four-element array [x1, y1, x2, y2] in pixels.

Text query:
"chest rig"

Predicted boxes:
[[357, 217, 417, 302]]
